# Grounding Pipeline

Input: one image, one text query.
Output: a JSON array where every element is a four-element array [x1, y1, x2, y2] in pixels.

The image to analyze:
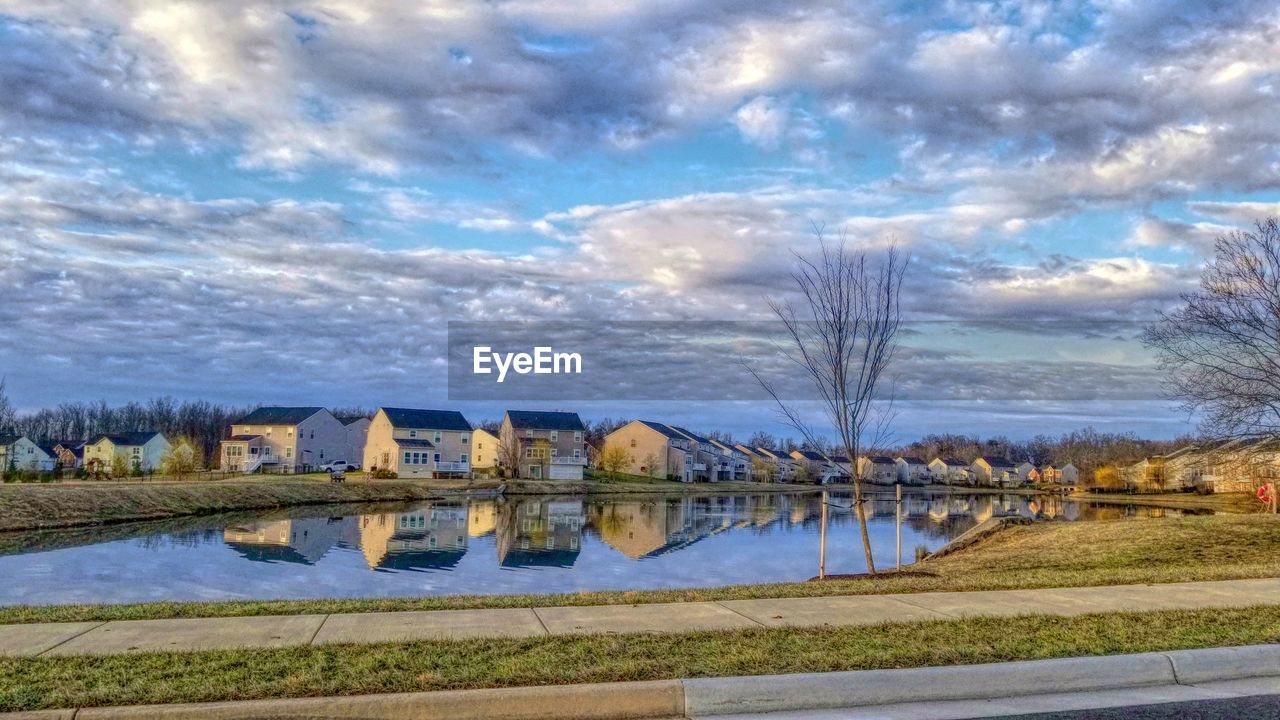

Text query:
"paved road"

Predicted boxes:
[[998, 694, 1280, 719], [3, 576, 1279, 656]]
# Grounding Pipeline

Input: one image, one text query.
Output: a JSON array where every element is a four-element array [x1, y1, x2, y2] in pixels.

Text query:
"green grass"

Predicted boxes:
[[2, 514, 1277, 625], [2, 606, 1278, 711]]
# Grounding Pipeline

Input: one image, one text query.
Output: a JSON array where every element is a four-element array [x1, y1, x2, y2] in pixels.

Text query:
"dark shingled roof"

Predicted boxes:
[[91, 431, 163, 446], [669, 425, 712, 444], [335, 415, 370, 426], [637, 420, 687, 440], [978, 455, 1015, 468], [381, 408, 471, 431], [939, 457, 969, 466], [898, 456, 928, 465], [868, 455, 897, 464], [506, 410, 584, 432], [234, 407, 326, 426], [793, 449, 830, 462]]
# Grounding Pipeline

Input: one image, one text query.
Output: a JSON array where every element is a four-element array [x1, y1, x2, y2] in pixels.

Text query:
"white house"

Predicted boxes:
[[0, 435, 55, 472], [928, 457, 970, 485], [336, 415, 372, 468], [894, 456, 930, 485]]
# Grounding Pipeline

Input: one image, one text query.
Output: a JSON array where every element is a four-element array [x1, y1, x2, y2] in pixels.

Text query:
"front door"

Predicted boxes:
[[531, 465, 542, 479]]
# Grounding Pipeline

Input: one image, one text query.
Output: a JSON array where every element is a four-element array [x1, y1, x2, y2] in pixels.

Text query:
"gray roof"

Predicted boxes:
[[938, 457, 968, 466], [234, 407, 326, 426], [637, 420, 688, 441], [867, 455, 897, 464], [793, 449, 830, 462], [898, 456, 928, 465], [978, 455, 1015, 468], [506, 410, 584, 432], [335, 415, 371, 426], [92, 431, 162, 446], [382, 408, 471, 431], [669, 425, 713, 445]]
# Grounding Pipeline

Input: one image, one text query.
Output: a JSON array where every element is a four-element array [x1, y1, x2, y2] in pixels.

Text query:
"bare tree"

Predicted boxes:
[[0, 379, 15, 434], [750, 229, 907, 573], [1144, 218, 1280, 512]]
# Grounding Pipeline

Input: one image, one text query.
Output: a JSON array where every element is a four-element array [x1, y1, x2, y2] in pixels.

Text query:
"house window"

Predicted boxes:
[[433, 453, 441, 463], [685, 456, 691, 465], [287, 429, 294, 438], [319, 451, 324, 460], [409, 430, 417, 438], [630, 438, 636, 448], [460, 453, 469, 464], [526, 430, 533, 437], [404, 452, 412, 465], [477, 442, 483, 450], [286, 448, 293, 458], [461, 434, 469, 444], [551, 447, 558, 456], [574, 431, 582, 442], [573, 449, 581, 459], [434, 431, 442, 443], [550, 431, 558, 442], [265, 428, 272, 436]]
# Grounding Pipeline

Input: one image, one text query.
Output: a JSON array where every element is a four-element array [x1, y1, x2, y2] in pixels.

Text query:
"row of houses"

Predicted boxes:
[[219, 406, 589, 480], [0, 432, 170, 474], [1121, 438, 1280, 493]]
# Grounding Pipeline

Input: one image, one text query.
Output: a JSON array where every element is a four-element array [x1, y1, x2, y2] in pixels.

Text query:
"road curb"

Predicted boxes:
[[3, 645, 1276, 719]]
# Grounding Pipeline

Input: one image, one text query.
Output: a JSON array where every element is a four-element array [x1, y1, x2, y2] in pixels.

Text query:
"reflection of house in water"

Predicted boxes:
[[497, 500, 584, 567], [223, 516, 345, 564], [357, 504, 469, 571], [468, 500, 497, 537], [590, 495, 786, 560]]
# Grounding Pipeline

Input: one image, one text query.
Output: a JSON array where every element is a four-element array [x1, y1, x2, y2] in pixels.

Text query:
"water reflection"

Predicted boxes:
[[0, 491, 1211, 605]]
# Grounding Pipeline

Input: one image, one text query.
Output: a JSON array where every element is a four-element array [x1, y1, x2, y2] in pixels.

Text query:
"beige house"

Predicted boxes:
[[747, 446, 798, 482], [604, 420, 695, 481], [336, 415, 372, 468], [498, 411, 587, 480], [220, 407, 348, 473], [971, 456, 1018, 487], [928, 457, 970, 485], [791, 449, 844, 484], [83, 431, 170, 473], [0, 435, 54, 472], [857, 455, 898, 484], [363, 407, 472, 479], [470, 428, 501, 470]]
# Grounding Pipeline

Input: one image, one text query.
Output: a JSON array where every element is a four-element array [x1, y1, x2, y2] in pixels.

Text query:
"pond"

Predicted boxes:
[[0, 491, 1208, 605]]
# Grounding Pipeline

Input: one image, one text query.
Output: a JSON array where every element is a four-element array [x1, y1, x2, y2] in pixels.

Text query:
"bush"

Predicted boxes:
[[370, 468, 398, 479]]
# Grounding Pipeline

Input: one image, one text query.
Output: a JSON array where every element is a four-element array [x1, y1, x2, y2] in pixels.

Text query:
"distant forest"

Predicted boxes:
[[0, 384, 1184, 473]]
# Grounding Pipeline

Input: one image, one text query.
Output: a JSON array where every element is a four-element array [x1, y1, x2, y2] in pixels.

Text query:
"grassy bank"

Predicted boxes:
[[0, 479, 474, 532], [1, 606, 1277, 711], [3, 513, 1276, 625], [1071, 490, 1263, 513]]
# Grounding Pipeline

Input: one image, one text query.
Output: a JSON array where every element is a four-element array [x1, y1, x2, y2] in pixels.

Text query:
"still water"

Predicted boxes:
[[0, 492, 1206, 605]]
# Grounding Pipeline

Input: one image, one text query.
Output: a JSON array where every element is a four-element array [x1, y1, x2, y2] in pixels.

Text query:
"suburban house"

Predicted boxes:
[[894, 456, 930, 485], [709, 438, 753, 482], [470, 428, 501, 470], [83, 432, 170, 473], [1123, 456, 1168, 492], [749, 447, 799, 482], [363, 407, 473, 479], [790, 449, 843, 484], [857, 455, 898, 484], [928, 457, 971, 485], [0, 435, 55, 472], [1157, 446, 1201, 489], [1059, 463, 1080, 486], [499, 410, 587, 480], [220, 407, 348, 473], [972, 456, 1018, 486], [605, 420, 703, 482], [336, 415, 372, 468], [50, 441, 83, 470]]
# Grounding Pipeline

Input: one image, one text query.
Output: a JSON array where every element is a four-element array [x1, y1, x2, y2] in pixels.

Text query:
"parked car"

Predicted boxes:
[[319, 460, 355, 472]]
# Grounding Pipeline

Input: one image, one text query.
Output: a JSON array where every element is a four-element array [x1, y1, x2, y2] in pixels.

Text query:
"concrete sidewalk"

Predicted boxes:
[[3, 577, 1278, 657]]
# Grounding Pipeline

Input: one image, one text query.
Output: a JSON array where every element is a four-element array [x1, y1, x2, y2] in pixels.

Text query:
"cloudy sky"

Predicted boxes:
[[3, 0, 1279, 441]]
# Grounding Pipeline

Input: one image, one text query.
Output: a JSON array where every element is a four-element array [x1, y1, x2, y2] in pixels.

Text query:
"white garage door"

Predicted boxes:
[[548, 464, 584, 480]]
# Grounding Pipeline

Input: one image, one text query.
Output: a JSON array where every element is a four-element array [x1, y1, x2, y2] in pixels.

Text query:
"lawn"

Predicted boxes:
[[1, 606, 1277, 711], [2, 513, 1276, 625]]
